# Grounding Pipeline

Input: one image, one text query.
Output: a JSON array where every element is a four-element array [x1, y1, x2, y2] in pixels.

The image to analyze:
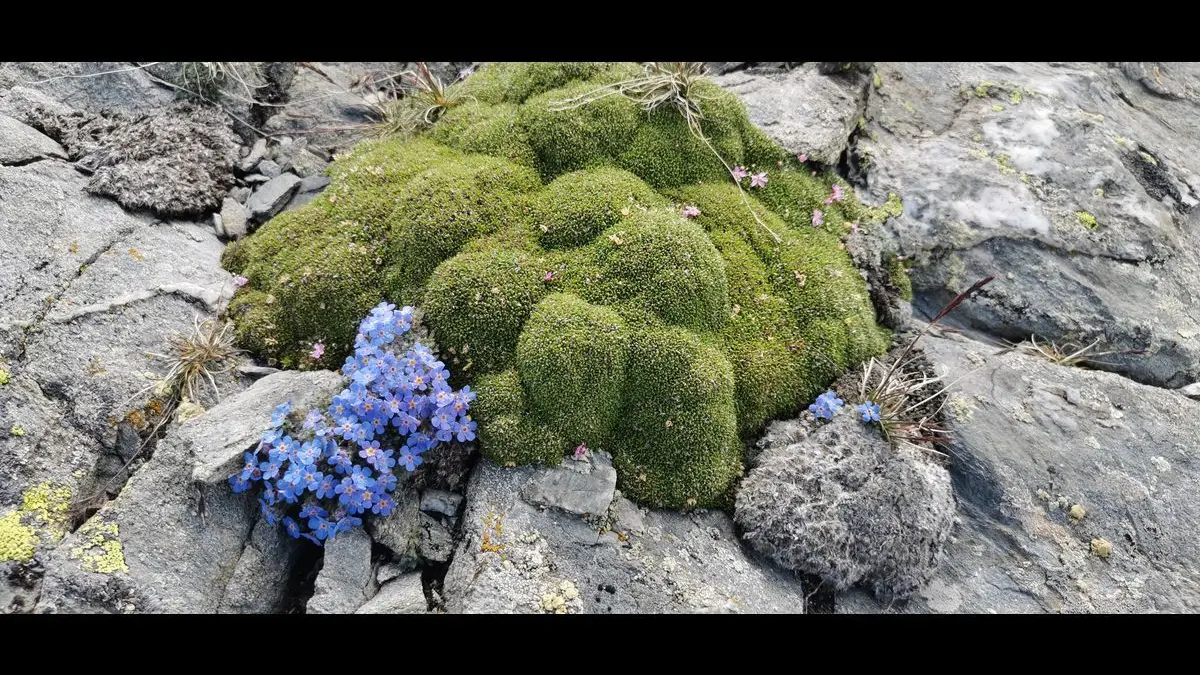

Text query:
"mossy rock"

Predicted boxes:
[[222, 62, 892, 509]]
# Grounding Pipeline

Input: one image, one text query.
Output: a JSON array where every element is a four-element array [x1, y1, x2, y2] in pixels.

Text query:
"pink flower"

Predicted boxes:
[[812, 209, 825, 227], [310, 342, 325, 360], [823, 196, 834, 205], [731, 166, 748, 181], [573, 443, 588, 460], [797, 153, 808, 162], [849, 221, 860, 234], [682, 205, 701, 218], [750, 172, 768, 189], [831, 184, 845, 202], [232, 275, 249, 287], [544, 270, 556, 282]]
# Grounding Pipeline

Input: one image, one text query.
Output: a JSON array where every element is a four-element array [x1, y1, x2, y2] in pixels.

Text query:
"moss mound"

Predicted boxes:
[[222, 62, 891, 508]]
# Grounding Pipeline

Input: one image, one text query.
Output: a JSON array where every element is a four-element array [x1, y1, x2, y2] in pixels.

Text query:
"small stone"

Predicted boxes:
[[298, 174, 331, 193], [417, 512, 454, 563], [1068, 504, 1086, 522], [1179, 382, 1200, 400], [240, 138, 267, 172], [212, 213, 225, 238], [219, 198, 250, 239], [376, 561, 415, 584], [245, 173, 302, 222], [307, 528, 375, 614], [1065, 387, 1082, 406], [356, 573, 426, 614], [230, 186, 251, 203], [1090, 538, 1113, 559], [244, 173, 270, 184], [256, 159, 282, 179], [419, 489, 464, 518], [521, 451, 617, 517], [610, 497, 646, 536]]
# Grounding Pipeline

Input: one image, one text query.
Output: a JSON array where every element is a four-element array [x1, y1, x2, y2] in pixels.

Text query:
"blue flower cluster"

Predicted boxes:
[[856, 401, 881, 423], [808, 391, 844, 420], [229, 302, 476, 546]]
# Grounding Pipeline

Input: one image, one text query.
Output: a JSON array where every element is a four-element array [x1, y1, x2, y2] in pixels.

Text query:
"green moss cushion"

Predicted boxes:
[[223, 62, 891, 509]]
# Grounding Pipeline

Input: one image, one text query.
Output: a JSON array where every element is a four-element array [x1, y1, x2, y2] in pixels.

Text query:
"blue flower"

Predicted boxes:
[[374, 470, 397, 493], [259, 498, 278, 525], [808, 391, 844, 420], [283, 516, 301, 539], [271, 401, 292, 427], [303, 409, 325, 431], [372, 493, 396, 516], [299, 502, 327, 520], [455, 418, 478, 443], [308, 516, 331, 541], [398, 449, 422, 472], [857, 401, 882, 423], [229, 475, 251, 493], [239, 451, 261, 481]]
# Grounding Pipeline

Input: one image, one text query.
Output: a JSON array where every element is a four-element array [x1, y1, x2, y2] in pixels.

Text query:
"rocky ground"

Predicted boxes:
[[2, 61, 1197, 613]]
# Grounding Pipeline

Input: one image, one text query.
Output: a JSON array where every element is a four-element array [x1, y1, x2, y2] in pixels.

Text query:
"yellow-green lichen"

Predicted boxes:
[[10, 424, 25, 437], [0, 482, 73, 562], [1139, 151, 1158, 166], [0, 510, 37, 562], [991, 104, 1005, 112], [873, 71, 882, 89], [70, 520, 129, 574], [0, 368, 10, 385], [1009, 89, 1023, 105], [1094, 187, 1105, 198], [1077, 211, 1099, 230]]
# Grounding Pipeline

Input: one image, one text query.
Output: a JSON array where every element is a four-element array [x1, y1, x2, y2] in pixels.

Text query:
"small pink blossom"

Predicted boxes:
[[573, 443, 588, 460], [682, 205, 701, 218], [749, 172, 768, 189], [544, 270, 556, 282], [812, 209, 825, 227], [823, 196, 834, 205], [831, 184, 845, 202], [232, 275, 249, 287], [797, 153, 808, 162], [731, 166, 748, 181], [310, 342, 325, 360]]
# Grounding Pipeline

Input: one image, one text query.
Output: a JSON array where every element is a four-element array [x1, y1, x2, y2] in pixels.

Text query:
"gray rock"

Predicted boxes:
[[355, 573, 426, 614], [190, 370, 345, 485], [245, 173, 301, 222], [298, 174, 331, 192], [212, 213, 225, 238], [31, 369, 343, 613], [21, 219, 242, 443], [255, 159, 282, 179], [609, 497, 645, 536], [419, 489, 463, 517], [713, 63, 866, 165], [0, 113, 67, 165], [217, 518, 304, 614], [365, 488, 420, 562], [1179, 382, 1200, 400], [240, 138, 267, 172], [520, 452, 617, 517], [375, 561, 414, 584], [219, 197, 250, 239], [307, 527, 375, 614], [230, 186, 251, 204], [286, 149, 328, 178], [244, 173, 270, 184], [839, 330, 1200, 613], [441, 459, 809, 614], [736, 414, 956, 601], [33, 102, 242, 216], [417, 512, 455, 563], [854, 62, 1200, 389], [0, 86, 77, 126], [0, 62, 175, 115]]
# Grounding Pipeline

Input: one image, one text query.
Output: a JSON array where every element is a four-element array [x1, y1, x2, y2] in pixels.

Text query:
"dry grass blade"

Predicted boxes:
[[366, 62, 472, 138], [145, 315, 242, 403], [1004, 333, 1148, 368], [856, 275, 997, 457]]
